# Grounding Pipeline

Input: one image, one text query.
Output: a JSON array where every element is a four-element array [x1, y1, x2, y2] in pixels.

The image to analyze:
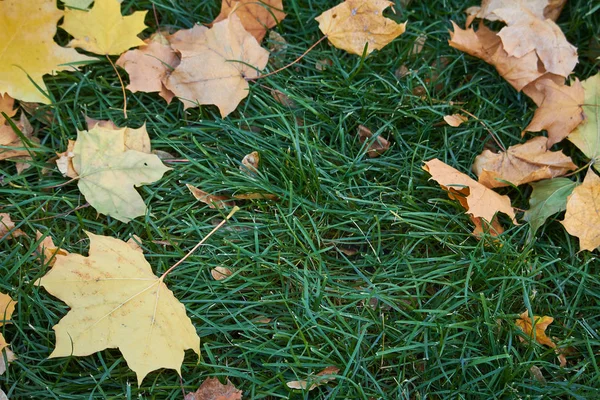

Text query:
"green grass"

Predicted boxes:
[[1, 0, 599, 398]]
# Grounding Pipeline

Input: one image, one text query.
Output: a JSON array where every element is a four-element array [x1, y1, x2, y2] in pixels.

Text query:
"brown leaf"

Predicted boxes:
[[36, 231, 69, 266], [470, 215, 504, 238], [185, 377, 242, 400], [315, 0, 406, 56], [55, 139, 78, 178], [187, 184, 234, 209], [0, 113, 37, 164], [423, 158, 516, 223], [516, 310, 566, 367], [561, 169, 600, 251], [0, 93, 16, 125], [466, 0, 567, 24], [232, 193, 279, 201], [240, 151, 260, 174], [286, 366, 340, 391], [0, 347, 16, 376], [213, 0, 286, 43], [211, 266, 233, 281], [116, 34, 180, 104], [271, 89, 297, 108], [316, 58, 333, 71], [524, 79, 585, 147], [165, 16, 269, 117], [0, 213, 26, 239], [443, 114, 468, 127], [472, 136, 576, 188], [357, 125, 390, 158]]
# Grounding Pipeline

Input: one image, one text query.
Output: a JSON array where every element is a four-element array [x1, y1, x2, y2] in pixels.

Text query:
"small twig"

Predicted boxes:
[[564, 161, 592, 177], [28, 203, 90, 221], [160, 206, 240, 278], [246, 35, 328, 81], [43, 177, 79, 189], [106, 55, 128, 119]]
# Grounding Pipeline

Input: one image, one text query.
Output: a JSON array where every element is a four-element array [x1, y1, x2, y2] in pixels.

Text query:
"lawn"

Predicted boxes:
[[1, 0, 599, 398]]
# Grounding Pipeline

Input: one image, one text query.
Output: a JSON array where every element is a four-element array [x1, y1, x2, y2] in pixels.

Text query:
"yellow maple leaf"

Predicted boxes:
[[37, 232, 201, 385], [315, 0, 406, 56], [516, 310, 566, 367], [61, 0, 148, 55], [0, 0, 94, 103], [561, 169, 600, 251], [72, 125, 170, 223]]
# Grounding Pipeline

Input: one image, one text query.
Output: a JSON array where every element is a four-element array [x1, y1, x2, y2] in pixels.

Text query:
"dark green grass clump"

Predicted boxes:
[[1, 0, 599, 398]]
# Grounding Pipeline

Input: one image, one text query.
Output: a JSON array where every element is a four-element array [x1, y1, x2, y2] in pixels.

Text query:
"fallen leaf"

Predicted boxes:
[[185, 377, 242, 400], [267, 30, 288, 54], [0, 94, 16, 125], [443, 114, 468, 127], [529, 365, 547, 384], [232, 193, 279, 200], [37, 232, 201, 385], [0, 347, 16, 376], [116, 34, 180, 103], [523, 178, 578, 242], [253, 316, 272, 324], [0, 292, 16, 353], [213, 0, 286, 42], [271, 89, 297, 108], [84, 118, 152, 153], [240, 151, 260, 174], [61, 0, 148, 55], [0, 388, 6, 400], [286, 366, 340, 391], [316, 58, 334, 71], [0, 214, 26, 239], [315, 0, 406, 56], [516, 310, 566, 367], [211, 266, 233, 281], [73, 125, 171, 222], [472, 137, 576, 188], [165, 15, 269, 117], [494, 6, 577, 78], [187, 184, 234, 209], [411, 34, 427, 55], [449, 22, 545, 92], [568, 73, 600, 172], [423, 158, 516, 223], [561, 169, 600, 251], [55, 139, 78, 178], [126, 235, 143, 252], [524, 79, 585, 147], [471, 215, 504, 238], [466, 0, 567, 24], [0, 0, 94, 103], [36, 231, 69, 267], [0, 113, 37, 164], [357, 125, 390, 158]]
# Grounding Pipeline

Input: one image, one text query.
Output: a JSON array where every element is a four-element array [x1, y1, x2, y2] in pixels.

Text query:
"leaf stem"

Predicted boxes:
[[106, 55, 128, 119], [160, 206, 240, 279]]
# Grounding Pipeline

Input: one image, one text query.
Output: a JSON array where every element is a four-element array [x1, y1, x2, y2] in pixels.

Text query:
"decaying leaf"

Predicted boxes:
[[286, 366, 340, 391], [470, 215, 504, 238], [0, 347, 16, 376], [213, 0, 286, 42], [73, 126, 170, 222], [55, 139, 77, 178], [0, 0, 94, 103], [466, 0, 567, 24], [0, 114, 38, 171], [561, 169, 600, 251], [472, 136, 576, 188], [36, 231, 69, 267], [423, 158, 516, 223], [568, 73, 600, 172], [516, 310, 566, 367], [357, 125, 390, 158], [232, 193, 279, 200], [165, 15, 269, 117], [524, 79, 585, 147], [315, 0, 406, 56], [523, 178, 578, 242], [0, 94, 16, 125], [62, 0, 148, 55], [443, 114, 468, 127], [211, 266, 233, 281], [37, 232, 201, 385], [240, 151, 260, 174], [271, 89, 297, 108], [187, 184, 234, 209], [0, 214, 26, 239], [116, 34, 180, 103], [0, 292, 16, 353], [184, 377, 242, 400]]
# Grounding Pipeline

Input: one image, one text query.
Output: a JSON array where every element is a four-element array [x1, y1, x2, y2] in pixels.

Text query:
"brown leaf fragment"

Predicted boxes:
[[286, 366, 340, 391], [524, 79, 585, 147], [267, 30, 288, 54], [423, 158, 516, 223], [126, 235, 143, 252], [55, 139, 78, 178], [271, 89, 297, 108], [357, 125, 390, 158], [516, 310, 566, 367], [36, 231, 69, 266], [0, 213, 26, 239], [211, 266, 233, 281], [0, 93, 16, 125], [443, 114, 468, 127], [521, 73, 565, 106], [233, 193, 279, 201], [0, 113, 38, 164], [470, 215, 504, 238], [116, 35, 180, 104], [466, 0, 567, 24], [184, 377, 242, 400], [561, 169, 600, 252], [0, 347, 16, 376], [472, 136, 576, 188], [213, 0, 286, 43], [187, 184, 234, 209], [529, 365, 547, 384], [240, 151, 260, 174]]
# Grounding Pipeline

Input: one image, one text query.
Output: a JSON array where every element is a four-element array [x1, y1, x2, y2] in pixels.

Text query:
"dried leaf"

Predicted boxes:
[[286, 366, 340, 391], [561, 169, 600, 251], [568, 73, 600, 172], [211, 266, 233, 281], [0, 114, 38, 164], [466, 0, 567, 23], [232, 193, 279, 200], [55, 139, 77, 178], [315, 0, 406, 56], [184, 377, 242, 400], [316, 58, 334, 71], [472, 137, 576, 188], [0, 94, 16, 125], [443, 114, 468, 127], [470, 215, 504, 238], [0, 347, 16, 376], [267, 31, 288, 54], [524, 79, 585, 147], [37, 232, 201, 385], [0, 292, 16, 353], [213, 0, 286, 42], [240, 151, 260, 174], [357, 125, 390, 158], [165, 16, 269, 117], [516, 310, 566, 367], [423, 158, 516, 223], [0, 214, 26, 239], [187, 184, 234, 209], [529, 365, 547, 384], [271, 90, 297, 108], [36, 231, 69, 267], [62, 0, 148, 55], [0, 0, 94, 103]]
